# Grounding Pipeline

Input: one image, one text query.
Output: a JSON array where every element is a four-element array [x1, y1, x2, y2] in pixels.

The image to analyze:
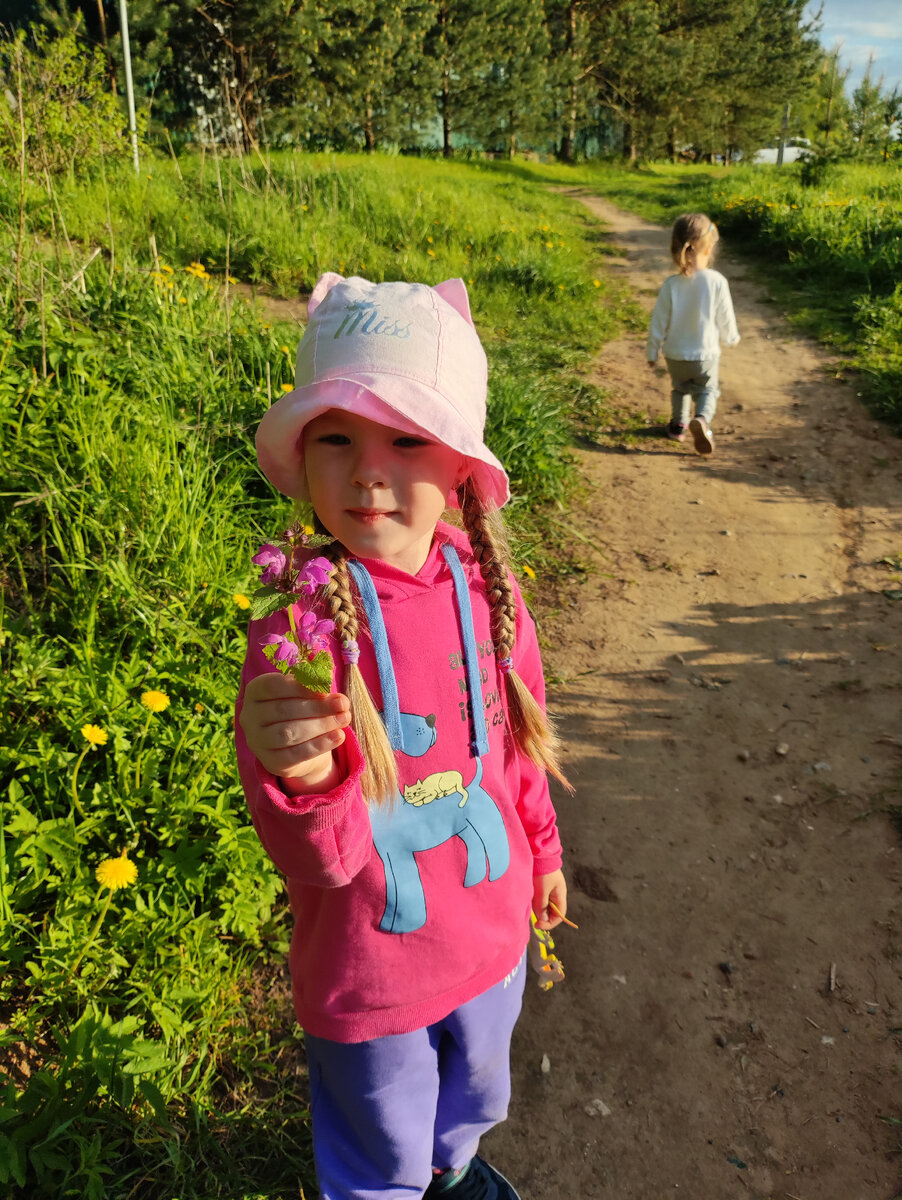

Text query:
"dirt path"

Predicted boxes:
[[484, 196, 902, 1199]]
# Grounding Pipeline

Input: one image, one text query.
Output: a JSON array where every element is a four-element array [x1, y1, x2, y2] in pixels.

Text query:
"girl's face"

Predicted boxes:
[[302, 410, 466, 576]]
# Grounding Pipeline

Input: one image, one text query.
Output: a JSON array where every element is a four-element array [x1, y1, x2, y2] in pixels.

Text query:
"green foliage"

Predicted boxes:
[[0, 26, 128, 174], [0, 149, 625, 1197]]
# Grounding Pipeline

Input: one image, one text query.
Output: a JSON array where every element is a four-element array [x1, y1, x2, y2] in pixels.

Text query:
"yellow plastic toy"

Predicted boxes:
[[527, 912, 567, 991]]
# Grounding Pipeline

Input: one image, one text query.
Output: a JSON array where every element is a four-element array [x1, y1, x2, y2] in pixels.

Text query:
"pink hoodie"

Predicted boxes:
[[234, 522, 563, 1043]]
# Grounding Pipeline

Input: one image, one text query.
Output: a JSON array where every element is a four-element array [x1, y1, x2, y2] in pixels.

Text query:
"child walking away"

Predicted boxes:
[[236, 273, 570, 1200], [646, 213, 740, 456]]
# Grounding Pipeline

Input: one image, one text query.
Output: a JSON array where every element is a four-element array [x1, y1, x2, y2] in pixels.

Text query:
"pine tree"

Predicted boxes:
[[545, 0, 595, 161], [311, 1, 437, 151], [422, 0, 500, 156], [849, 55, 888, 161], [811, 46, 853, 157], [476, 0, 551, 156]]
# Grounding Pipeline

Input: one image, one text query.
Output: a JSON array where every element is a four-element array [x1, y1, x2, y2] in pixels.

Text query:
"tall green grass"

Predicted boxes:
[[0, 152, 628, 1198]]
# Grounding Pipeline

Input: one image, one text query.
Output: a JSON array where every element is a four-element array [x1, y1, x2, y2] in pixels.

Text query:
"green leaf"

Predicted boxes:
[[250, 585, 295, 621], [291, 651, 334, 694]]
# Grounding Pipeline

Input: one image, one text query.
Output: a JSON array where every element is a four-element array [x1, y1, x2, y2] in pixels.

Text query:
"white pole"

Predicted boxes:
[[118, 0, 140, 173]]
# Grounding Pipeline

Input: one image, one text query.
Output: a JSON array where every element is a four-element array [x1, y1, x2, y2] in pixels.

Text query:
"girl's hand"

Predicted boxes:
[[532, 869, 568, 931], [239, 672, 351, 792]]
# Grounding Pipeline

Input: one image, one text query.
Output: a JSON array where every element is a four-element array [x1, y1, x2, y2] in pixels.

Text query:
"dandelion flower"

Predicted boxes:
[[195, 702, 204, 714], [593, 279, 601, 288], [281, 346, 291, 354], [141, 690, 170, 713], [280, 382, 294, 393], [522, 564, 536, 579], [227, 275, 239, 284], [81, 724, 109, 745], [95, 851, 138, 890], [233, 592, 251, 609]]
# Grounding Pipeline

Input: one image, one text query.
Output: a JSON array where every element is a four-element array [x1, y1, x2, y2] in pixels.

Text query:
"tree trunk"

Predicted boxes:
[[364, 93, 375, 153], [442, 74, 452, 157], [559, 3, 578, 163], [96, 0, 117, 94], [623, 120, 636, 160]]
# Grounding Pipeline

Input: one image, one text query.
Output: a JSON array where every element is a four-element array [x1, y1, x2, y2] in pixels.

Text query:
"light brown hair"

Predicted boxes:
[[318, 486, 571, 805], [671, 213, 719, 276]]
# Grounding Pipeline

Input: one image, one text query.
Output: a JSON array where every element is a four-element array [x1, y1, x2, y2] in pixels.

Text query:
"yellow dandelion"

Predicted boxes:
[[95, 850, 138, 891], [233, 592, 251, 609], [178, 296, 187, 304], [81, 724, 108, 746], [593, 279, 601, 288], [280, 382, 294, 393], [427, 250, 436, 258], [227, 275, 239, 284], [195, 702, 205, 714], [281, 346, 291, 354], [522, 564, 536, 579], [140, 690, 170, 713], [427, 236, 434, 243], [159, 264, 174, 274]]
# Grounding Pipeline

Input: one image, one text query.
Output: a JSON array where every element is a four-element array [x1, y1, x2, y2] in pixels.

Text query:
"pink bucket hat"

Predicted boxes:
[[255, 273, 510, 509]]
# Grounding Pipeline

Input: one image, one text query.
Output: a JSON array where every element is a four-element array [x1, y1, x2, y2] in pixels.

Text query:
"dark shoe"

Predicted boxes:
[[425, 1155, 521, 1200], [689, 416, 714, 455], [666, 421, 686, 442]]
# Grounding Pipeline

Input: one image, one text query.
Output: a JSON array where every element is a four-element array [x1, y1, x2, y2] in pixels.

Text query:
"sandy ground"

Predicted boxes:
[[483, 196, 902, 1200]]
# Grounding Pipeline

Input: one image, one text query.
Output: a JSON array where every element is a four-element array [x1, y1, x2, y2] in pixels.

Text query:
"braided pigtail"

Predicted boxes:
[[457, 483, 572, 791], [322, 543, 398, 806]]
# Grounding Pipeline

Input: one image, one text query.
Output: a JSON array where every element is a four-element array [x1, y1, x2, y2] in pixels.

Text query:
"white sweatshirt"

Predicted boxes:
[[646, 268, 740, 362]]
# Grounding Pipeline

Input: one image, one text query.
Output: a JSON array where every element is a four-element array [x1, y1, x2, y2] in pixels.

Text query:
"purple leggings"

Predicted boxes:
[[304, 954, 526, 1199]]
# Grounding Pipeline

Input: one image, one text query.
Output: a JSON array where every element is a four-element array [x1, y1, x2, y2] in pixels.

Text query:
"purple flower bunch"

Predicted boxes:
[[251, 543, 332, 594], [250, 525, 337, 693], [262, 611, 335, 668]]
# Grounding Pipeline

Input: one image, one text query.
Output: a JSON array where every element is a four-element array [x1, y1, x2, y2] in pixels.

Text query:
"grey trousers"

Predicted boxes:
[[665, 356, 719, 425]]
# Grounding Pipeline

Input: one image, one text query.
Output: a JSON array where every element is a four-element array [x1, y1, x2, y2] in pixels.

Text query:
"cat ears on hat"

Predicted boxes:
[[307, 272, 475, 328]]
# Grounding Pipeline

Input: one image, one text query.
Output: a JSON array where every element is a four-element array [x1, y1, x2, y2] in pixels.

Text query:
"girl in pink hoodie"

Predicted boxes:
[[236, 273, 570, 1200]]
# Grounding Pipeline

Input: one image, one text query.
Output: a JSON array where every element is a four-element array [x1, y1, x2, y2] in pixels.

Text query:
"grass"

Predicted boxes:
[[0, 149, 631, 1199]]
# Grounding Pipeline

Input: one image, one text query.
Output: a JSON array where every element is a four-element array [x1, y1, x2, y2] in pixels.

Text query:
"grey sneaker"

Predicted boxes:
[[689, 417, 714, 455], [666, 420, 687, 441], [425, 1156, 521, 1200]]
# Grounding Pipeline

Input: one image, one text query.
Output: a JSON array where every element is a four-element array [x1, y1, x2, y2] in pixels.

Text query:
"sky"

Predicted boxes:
[[805, 0, 902, 94]]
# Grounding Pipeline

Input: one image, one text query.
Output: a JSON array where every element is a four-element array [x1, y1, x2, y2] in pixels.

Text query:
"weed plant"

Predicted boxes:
[[0, 151, 625, 1198]]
